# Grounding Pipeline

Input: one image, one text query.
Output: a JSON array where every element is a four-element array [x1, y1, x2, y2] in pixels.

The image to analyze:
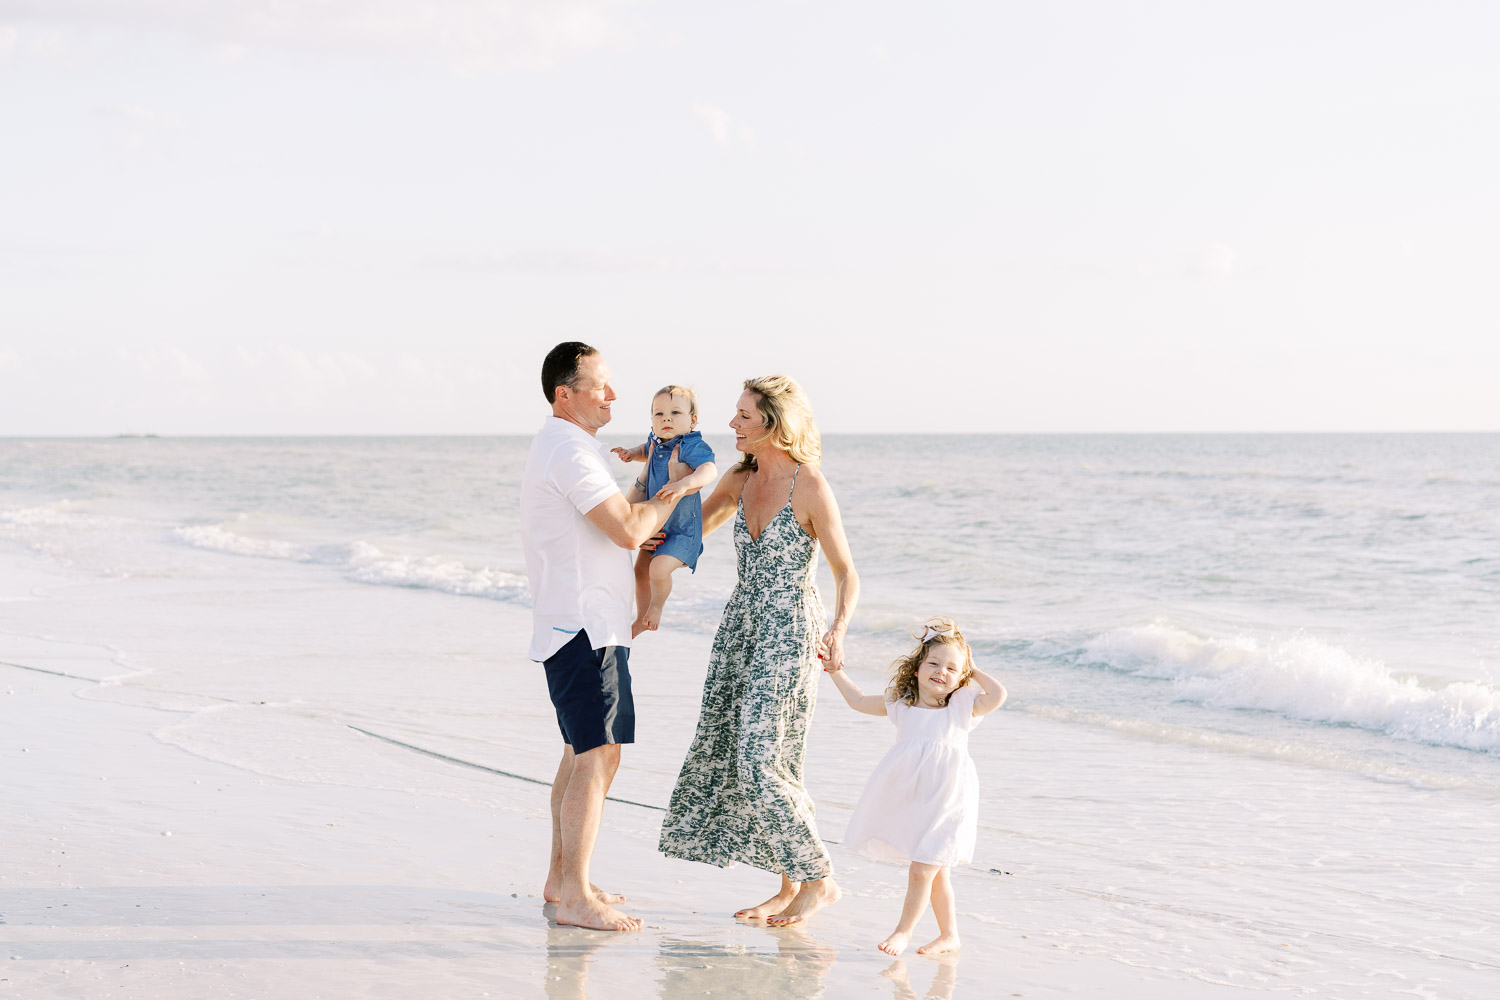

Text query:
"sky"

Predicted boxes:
[[2, 1, 1497, 435]]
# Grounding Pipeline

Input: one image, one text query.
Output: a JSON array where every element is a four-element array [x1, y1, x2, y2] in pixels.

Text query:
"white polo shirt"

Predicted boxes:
[[521, 416, 634, 661]]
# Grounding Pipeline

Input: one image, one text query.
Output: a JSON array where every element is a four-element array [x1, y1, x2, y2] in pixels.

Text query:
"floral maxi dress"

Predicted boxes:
[[658, 466, 832, 882]]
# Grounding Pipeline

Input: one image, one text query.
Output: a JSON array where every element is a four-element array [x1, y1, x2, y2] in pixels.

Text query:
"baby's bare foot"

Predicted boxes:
[[766, 877, 840, 926], [630, 618, 650, 638], [878, 929, 912, 956], [735, 883, 798, 920], [641, 604, 663, 632], [916, 932, 961, 956]]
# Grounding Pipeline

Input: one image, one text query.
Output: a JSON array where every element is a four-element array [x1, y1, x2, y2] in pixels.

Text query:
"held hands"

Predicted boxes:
[[816, 619, 848, 672]]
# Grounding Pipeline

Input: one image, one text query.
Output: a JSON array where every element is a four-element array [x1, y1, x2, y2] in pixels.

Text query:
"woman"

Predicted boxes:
[[658, 374, 860, 925]]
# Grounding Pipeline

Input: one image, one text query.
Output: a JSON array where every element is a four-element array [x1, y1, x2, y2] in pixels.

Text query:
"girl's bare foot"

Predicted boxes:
[[878, 929, 912, 956], [766, 877, 840, 926], [735, 883, 798, 919], [543, 881, 625, 905], [554, 897, 641, 933], [916, 933, 961, 956]]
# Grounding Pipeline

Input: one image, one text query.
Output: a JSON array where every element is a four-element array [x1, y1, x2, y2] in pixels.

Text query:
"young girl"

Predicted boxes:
[[611, 385, 718, 636], [824, 616, 1007, 956]]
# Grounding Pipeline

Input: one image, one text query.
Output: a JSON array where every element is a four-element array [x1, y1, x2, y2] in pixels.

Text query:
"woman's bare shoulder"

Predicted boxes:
[[714, 466, 752, 494], [795, 464, 839, 501]]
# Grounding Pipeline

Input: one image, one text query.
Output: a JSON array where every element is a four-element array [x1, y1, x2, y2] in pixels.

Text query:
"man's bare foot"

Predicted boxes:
[[735, 883, 798, 920], [916, 933, 961, 956], [766, 877, 840, 926], [878, 929, 912, 956], [554, 897, 641, 933], [543, 880, 625, 905]]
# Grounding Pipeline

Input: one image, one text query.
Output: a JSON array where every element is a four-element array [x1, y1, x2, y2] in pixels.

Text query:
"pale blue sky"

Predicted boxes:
[[3, 1, 1497, 435]]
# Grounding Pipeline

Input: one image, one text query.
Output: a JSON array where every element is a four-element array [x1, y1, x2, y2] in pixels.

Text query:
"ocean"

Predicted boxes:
[[3, 433, 1498, 995]]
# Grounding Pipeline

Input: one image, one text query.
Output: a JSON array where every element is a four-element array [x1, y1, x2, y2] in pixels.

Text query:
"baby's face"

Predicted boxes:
[[651, 392, 694, 440]]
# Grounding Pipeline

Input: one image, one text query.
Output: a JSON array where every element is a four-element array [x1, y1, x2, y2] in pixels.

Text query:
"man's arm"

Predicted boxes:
[[584, 491, 679, 550]]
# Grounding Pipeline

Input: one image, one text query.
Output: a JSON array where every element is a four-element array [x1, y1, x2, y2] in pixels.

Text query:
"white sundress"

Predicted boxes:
[[842, 683, 984, 866]]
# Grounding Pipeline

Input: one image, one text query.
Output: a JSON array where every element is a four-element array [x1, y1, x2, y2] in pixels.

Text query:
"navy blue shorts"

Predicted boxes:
[[543, 629, 634, 755]]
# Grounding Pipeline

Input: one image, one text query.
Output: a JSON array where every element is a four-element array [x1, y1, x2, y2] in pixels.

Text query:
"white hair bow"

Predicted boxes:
[[915, 620, 956, 643]]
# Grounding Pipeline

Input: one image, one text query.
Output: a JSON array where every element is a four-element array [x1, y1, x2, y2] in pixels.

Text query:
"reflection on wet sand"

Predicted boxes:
[[543, 904, 620, 1000], [656, 924, 837, 999], [880, 957, 959, 1000]]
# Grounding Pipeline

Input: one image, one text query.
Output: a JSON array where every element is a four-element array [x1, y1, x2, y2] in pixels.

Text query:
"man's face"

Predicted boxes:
[[555, 355, 616, 433]]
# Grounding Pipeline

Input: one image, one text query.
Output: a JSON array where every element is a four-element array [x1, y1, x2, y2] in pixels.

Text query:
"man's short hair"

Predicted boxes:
[[541, 342, 599, 403]]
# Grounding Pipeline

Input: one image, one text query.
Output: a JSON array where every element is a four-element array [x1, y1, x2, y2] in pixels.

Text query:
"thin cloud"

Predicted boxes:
[[96, 103, 185, 129], [422, 246, 674, 274], [692, 103, 754, 150], [2, 0, 631, 73], [1198, 242, 1238, 278]]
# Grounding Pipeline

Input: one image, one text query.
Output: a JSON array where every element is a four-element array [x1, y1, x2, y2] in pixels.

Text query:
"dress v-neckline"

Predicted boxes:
[[742, 500, 790, 544], [741, 464, 802, 544]]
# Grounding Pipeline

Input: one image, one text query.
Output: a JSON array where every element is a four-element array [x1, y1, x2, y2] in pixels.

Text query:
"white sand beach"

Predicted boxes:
[[5, 532, 1497, 1000]]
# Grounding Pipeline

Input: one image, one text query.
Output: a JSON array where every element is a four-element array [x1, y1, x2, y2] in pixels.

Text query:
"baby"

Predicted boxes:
[[611, 385, 718, 636]]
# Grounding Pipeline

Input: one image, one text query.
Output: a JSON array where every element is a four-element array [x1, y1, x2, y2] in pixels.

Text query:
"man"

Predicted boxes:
[[520, 342, 684, 932]]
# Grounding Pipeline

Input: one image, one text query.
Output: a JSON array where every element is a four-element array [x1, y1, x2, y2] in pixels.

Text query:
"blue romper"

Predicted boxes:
[[644, 430, 715, 571]]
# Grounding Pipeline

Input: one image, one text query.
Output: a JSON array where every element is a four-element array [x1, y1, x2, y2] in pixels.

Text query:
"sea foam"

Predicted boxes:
[[172, 521, 528, 604], [173, 524, 307, 561], [1077, 621, 1500, 754]]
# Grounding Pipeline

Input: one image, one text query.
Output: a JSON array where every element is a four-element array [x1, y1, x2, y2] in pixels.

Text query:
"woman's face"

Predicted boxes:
[[729, 390, 769, 454]]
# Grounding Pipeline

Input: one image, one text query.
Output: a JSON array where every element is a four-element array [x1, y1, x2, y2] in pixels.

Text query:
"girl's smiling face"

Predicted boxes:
[[915, 642, 968, 706], [651, 391, 695, 441]]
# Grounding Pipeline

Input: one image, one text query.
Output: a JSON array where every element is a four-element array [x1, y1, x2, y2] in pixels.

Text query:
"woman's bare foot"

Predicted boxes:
[[735, 883, 798, 920], [766, 877, 840, 926], [878, 929, 912, 956], [543, 880, 625, 905], [916, 932, 961, 956], [553, 897, 641, 933]]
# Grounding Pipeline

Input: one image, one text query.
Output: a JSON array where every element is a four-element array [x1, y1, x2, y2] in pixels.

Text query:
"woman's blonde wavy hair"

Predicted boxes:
[[733, 374, 822, 473], [889, 616, 974, 707]]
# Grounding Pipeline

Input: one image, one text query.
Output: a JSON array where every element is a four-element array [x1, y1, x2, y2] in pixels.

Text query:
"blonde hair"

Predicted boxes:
[[734, 374, 821, 473], [653, 384, 698, 424], [889, 616, 974, 707]]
